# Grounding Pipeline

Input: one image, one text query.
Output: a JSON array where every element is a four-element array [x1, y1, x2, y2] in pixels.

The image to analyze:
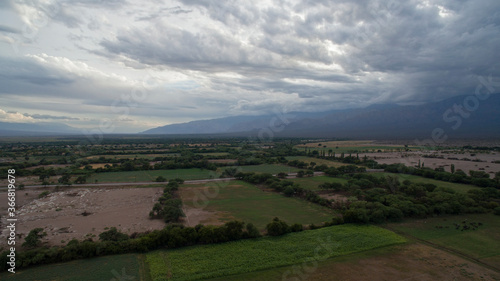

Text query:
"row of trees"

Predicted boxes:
[[0, 220, 265, 271], [149, 180, 185, 223], [384, 164, 500, 188], [336, 173, 500, 223]]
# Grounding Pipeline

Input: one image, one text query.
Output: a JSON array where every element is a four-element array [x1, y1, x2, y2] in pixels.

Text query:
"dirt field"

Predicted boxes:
[[360, 151, 500, 174], [0, 187, 165, 248], [301, 243, 500, 281], [210, 243, 500, 281]]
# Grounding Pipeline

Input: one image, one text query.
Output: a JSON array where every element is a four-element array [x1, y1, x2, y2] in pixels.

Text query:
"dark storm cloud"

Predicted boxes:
[[3, 0, 499, 131], [24, 113, 80, 121], [0, 25, 20, 34]]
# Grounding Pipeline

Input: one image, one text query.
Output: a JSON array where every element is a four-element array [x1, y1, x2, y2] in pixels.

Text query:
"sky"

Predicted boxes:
[[0, 0, 499, 133]]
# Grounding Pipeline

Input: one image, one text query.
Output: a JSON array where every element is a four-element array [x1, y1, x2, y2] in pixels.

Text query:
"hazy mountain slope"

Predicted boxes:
[[141, 94, 500, 139], [0, 122, 80, 136]]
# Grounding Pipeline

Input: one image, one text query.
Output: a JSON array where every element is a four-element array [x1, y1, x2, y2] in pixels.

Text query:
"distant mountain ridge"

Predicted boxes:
[[142, 94, 500, 139], [0, 122, 80, 136]]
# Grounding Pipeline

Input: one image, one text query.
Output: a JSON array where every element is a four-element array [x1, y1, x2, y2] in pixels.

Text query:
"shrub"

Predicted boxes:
[[266, 217, 290, 236]]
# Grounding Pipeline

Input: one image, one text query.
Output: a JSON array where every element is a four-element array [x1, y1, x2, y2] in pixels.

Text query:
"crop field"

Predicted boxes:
[[372, 172, 479, 194], [206, 242, 500, 281], [288, 175, 349, 191], [295, 140, 411, 153], [237, 164, 301, 174], [181, 181, 336, 229], [88, 168, 215, 183], [145, 225, 406, 281], [285, 156, 347, 167], [86, 153, 179, 160], [0, 254, 144, 281], [386, 213, 500, 269]]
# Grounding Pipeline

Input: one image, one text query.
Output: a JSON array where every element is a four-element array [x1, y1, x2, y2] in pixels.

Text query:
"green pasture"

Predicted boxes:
[[386, 213, 500, 267], [288, 176, 349, 191], [237, 164, 301, 174], [0, 254, 144, 281], [372, 172, 479, 194], [285, 156, 347, 168], [88, 168, 215, 183], [146, 225, 405, 281], [181, 181, 336, 229]]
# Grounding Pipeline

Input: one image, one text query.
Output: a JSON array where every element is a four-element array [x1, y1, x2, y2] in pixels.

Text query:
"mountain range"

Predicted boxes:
[[0, 122, 80, 136], [1, 94, 498, 138], [142, 94, 500, 139]]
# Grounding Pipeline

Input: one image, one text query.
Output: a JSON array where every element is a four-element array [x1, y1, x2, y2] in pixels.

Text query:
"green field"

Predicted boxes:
[[86, 153, 179, 160], [288, 176, 349, 191], [286, 156, 347, 167], [373, 172, 479, 194], [146, 225, 406, 281], [386, 213, 500, 267], [237, 164, 300, 174], [0, 254, 144, 281], [88, 168, 216, 183], [182, 181, 336, 229]]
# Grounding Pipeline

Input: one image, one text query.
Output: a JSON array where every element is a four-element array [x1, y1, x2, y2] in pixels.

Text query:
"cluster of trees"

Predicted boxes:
[[0, 220, 263, 271], [149, 179, 185, 223], [266, 217, 304, 236], [384, 164, 500, 188], [266, 179, 331, 207], [338, 174, 500, 223]]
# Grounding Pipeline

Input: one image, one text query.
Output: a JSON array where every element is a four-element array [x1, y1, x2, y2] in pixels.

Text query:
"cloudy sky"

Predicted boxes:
[[0, 0, 499, 133]]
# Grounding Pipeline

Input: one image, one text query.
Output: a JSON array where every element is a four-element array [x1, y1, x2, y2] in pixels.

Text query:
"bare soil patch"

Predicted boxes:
[[179, 183, 236, 227], [304, 243, 500, 281], [0, 187, 165, 248], [360, 151, 500, 174]]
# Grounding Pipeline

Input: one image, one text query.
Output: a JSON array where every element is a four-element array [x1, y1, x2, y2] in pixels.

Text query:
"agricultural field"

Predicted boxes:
[[296, 140, 410, 153], [237, 164, 301, 174], [145, 225, 406, 281], [372, 172, 480, 194], [288, 175, 349, 191], [88, 168, 216, 183], [0, 253, 145, 281], [207, 242, 500, 281], [286, 156, 347, 167], [180, 181, 336, 229], [386, 213, 500, 269], [85, 153, 179, 160]]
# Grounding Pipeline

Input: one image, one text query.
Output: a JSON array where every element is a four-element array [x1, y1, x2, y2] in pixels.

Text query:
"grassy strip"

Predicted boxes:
[[372, 172, 479, 194], [0, 254, 141, 281], [147, 224, 405, 281], [88, 168, 214, 182]]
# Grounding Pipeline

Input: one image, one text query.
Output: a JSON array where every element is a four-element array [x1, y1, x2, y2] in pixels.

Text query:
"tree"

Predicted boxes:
[[245, 223, 261, 238], [74, 176, 87, 184], [296, 170, 305, 178], [450, 164, 455, 174], [99, 227, 129, 242], [155, 176, 167, 182], [277, 172, 287, 179], [495, 171, 500, 183], [266, 217, 290, 236], [23, 228, 47, 248], [58, 174, 72, 186]]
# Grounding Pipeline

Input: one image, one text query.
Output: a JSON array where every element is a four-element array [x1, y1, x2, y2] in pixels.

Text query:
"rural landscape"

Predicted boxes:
[[1, 137, 499, 280]]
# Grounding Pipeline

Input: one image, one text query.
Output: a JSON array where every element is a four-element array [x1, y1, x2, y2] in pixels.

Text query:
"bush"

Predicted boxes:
[[290, 223, 303, 232], [99, 227, 129, 242], [266, 217, 290, 236], [22, 228, 47, 248], [155, 176, 167, 182]]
